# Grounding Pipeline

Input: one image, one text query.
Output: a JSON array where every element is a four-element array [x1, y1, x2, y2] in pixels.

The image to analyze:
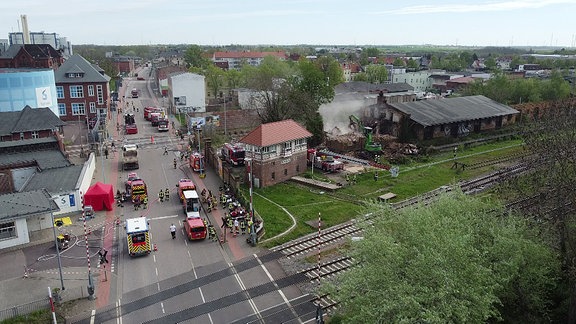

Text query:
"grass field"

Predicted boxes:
[[251, 139, 525, 248]]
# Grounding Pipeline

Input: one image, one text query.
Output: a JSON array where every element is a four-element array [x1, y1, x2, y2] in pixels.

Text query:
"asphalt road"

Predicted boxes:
[[84, 71, 309, 323]]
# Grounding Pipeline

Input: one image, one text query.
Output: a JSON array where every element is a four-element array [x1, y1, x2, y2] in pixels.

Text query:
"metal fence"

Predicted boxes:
[[0, 298, 50, 321]]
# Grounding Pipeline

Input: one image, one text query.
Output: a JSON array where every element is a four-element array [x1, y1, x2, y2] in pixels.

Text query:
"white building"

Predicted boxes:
[[168, 72, 206, 114], [392, 70, 434, 92]]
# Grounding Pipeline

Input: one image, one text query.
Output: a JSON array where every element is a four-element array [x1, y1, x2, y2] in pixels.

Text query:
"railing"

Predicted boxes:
[[0, 298, 49, 321]]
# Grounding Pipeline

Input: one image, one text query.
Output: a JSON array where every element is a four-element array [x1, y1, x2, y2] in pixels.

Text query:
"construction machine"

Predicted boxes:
[[349, 115, 382, 156]]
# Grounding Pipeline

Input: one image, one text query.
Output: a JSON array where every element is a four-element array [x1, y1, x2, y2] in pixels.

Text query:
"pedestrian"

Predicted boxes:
[[142, 196, 148, 209], [221, 216, 227, 229], [163, 146, 168, 155], [170, 224, 176, 239], [352, 174, 357, 185], [159, 190, 164, 203], [173, 158, 177, 169], [150, 136, 155, 144], [233, 218, 240, 236], [227, 217, 234, 231], [165, 188, 170, 201], [374, 171, 378, 181], [208, 225, 217, 242], [104, 147, 109, 159]]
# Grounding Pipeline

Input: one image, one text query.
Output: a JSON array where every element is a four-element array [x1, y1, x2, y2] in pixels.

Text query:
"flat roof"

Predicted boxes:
[[184, 190, 199, 199], [126, 217, 148, 233]]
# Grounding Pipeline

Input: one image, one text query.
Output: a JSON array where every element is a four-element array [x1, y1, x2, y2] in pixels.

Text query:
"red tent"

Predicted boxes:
[[84, 182, 115, 211]]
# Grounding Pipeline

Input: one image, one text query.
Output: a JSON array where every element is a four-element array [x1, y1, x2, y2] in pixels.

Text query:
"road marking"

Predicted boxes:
[[90, 309, 96, 324], [188, 250, 214, 324], [148, 215, 179, 220], [116, 299, 122, 324], [229, 261, 262, 322], [161, 302, 165, 314], [254, 253, 300, 322]]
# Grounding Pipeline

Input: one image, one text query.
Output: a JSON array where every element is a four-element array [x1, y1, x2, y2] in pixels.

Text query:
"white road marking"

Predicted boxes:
[[148, 215, 179, 220], [229, 261, 262, 321], [161, 302, 165, 314], [90, 309, 96, 324], [116, 299, 122, 324]]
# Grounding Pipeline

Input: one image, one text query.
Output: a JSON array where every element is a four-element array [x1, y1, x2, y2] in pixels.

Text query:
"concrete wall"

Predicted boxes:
[[169, 73, 206, 113]]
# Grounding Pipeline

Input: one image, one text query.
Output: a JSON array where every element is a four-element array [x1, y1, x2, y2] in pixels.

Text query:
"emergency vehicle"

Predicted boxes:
[[184, 217, 207, 241], [131, 88, 139, 98], [157, 117, 169, 132], [177, 179, 201, 218], [221, 143, 245, 166], [129, 179, 148, 204], [125, 217, 151, 256], [150, 112, 161, 126], [190, 152, 204, 172], [307, 149, 344, 172]]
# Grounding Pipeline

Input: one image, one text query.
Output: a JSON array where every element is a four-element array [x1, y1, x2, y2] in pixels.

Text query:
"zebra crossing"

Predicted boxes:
[[65, 136, 184, 158]]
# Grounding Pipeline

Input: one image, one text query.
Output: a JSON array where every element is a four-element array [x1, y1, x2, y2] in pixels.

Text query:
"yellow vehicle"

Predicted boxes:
[[125, 217, 151, 257]]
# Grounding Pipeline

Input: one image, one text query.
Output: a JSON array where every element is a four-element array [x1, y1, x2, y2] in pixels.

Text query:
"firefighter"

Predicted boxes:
[[142, 196, 148, 209], [159, 190, 165, 203], [164, 188, 170, 201], [374, 171, 379, 181], [240, 217, 247, 235], [134, 196, 140, 210], [233, 218, 240, 236], [345, 173, 350, 185], [247, 218, 254, 234], [207, 225, 217, 241], [227, 217, 234, 231], [173, 158, 177, 169], [207, 199, 213, 213], [211, 196, 218, 210]]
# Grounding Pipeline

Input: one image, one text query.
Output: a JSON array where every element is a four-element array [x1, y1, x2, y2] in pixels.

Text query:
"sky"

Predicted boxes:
[[2, 0, 576, 47]]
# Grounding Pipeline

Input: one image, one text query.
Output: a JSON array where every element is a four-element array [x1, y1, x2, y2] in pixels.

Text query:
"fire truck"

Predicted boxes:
[[122, 144, 139, 170], [125, 113, 138, 134], [184, 217, 207, 240], [307, 149, 344, 172], [128, 179, 147, 204], [125, 217, 151, 257], [189, 152, 204, 172], [221, 143, 245, 166], [177, 179, 201, 218], [157, 117, 169, 132]]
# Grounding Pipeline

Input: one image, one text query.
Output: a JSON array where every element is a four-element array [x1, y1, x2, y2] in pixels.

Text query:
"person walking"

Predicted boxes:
[[165, 188, 170, 201], [104, 147, 109, 159], [142, 196, 148, 209], [173, 158, 177, 169], [159, 190, 165, 203], [163, 146, 168, 155], [170, 224, 177, 239]]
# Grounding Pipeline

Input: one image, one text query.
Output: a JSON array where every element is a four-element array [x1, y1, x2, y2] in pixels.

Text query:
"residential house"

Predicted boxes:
[[380, 95, 519, 140], [156, 65, 188, 97], [239, 119, 312, 188], [111, 55, 135, 75], [0, 106, 66, 142], [168, 72, 206, 114], [212, 51, 287, 70], [0, 44, 64, 70], [54, 54, 111, 122]]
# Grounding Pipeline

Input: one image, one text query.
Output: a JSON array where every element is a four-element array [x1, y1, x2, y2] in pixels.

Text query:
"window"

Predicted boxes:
[[56, 86, 64, 99], [296, 165, 300, 172], [20, 132, 24, 140], [71, 103, 86, 115], [284, 169, 288, 176], [0, 221, 16, 240], [96, 85, 104, 104], [88, 85, 94, 96], [271, 172, 275, 180], [31, 131, 39, 139], [69, 85, 84, 98], [90, 102, 96, 113], [58, 103, 66, 116]]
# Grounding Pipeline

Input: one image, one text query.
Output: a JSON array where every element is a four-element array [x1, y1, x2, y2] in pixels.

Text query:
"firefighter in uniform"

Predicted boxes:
[[240, 217, 247, 235], [165, 188, 170, 201], [247, 218, 254, 234], [211, 196, 218, 210], [159, 190, 165, 203], [173, 158, 177, 169], [134, 196, 140, 210], [207, 199, 213, 213], [142, 196, 148, 209], [208, 225, 217, 242], [227, 217, 234, 231]]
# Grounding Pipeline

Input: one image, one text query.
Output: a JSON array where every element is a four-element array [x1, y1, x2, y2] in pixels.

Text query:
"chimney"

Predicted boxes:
[[21, 15, 31, 44]]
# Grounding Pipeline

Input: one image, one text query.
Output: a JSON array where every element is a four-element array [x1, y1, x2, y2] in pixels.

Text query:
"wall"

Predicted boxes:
[[253, 151, 307, 187], [0, 218, 29, 249], [0, 69, 59, 115], [170, 73, 206, 113], [73, 152, 96, 213]]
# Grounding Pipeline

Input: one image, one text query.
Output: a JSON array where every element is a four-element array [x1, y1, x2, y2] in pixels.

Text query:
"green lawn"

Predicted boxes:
[[250, 139, 526, 248]]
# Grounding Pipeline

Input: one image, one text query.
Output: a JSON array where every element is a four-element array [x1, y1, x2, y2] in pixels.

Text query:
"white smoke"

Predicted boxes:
[[319, 93, 378, 135]]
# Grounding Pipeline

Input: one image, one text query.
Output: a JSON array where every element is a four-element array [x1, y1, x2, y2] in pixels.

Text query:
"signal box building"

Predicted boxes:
[[239, 119, 312, 188]]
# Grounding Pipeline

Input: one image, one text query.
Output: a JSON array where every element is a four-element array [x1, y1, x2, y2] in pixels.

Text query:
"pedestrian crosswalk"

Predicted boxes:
[[65, 136, 184, 158]]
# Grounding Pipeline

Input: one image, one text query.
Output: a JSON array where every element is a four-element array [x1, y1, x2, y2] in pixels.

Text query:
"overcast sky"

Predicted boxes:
[[2, 0, 576, 47]]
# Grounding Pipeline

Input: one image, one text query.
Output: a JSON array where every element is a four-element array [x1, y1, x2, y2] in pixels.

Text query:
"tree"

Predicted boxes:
[[392, 57, 405, 67], [406, 58, 419, 70], [364, 64, 388, 84], [204, 65, 225, 99], [325, 192, 560, 323], [184, 45, 210, 69]]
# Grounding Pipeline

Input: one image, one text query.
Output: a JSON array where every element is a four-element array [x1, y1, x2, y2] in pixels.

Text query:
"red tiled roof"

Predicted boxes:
[[240, 119, 312, 147], [213, 51, 287, 59]]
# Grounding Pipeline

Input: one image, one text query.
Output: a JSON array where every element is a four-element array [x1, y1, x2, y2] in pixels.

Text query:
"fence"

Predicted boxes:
[[0, 297, 49, 321]]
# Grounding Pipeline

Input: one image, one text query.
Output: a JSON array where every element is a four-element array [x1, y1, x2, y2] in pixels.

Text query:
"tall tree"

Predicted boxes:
[[184, 44, 210, 69], [364, 64, 388, 84], [204, 65, 225, 99], [325, 192, 559, 323]]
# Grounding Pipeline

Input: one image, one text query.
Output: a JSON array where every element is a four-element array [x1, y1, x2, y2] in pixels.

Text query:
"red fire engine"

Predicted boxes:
[[177, 179, 201, 218], [221, 143, 245, 166], [189, 152, 204, 172]]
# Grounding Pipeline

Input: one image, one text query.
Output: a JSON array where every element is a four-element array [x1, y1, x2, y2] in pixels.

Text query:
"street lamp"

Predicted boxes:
[[46, 192, 65, 291], [245, 157, 257, 246]]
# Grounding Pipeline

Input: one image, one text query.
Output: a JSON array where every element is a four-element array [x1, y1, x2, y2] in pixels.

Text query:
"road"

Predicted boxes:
[[78, 68, 311, 323]]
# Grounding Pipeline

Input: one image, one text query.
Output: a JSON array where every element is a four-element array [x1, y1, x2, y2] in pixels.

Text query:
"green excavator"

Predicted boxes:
[[349, 115, 382, 155]]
